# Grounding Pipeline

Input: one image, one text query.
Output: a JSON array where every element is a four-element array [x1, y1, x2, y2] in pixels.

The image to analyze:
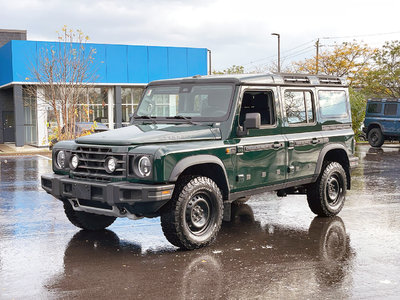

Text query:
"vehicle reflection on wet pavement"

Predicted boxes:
[[0, 144, 400, 299]]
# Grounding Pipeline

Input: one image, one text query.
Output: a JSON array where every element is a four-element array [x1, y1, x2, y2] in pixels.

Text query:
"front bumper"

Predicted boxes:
[[349, 155, 359, 169], [41, 174, 174, 218]]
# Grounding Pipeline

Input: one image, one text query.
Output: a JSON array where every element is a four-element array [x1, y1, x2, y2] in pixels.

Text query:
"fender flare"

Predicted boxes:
[[169, 154, 229, 187], [314, 144, 350, 176]]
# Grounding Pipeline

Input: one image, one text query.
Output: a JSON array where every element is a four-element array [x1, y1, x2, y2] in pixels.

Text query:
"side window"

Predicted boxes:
[[367, 103, 382, 114], [239, 91, 275, 126], [284, 90, 315, 125], [384, 103, 398, 116], [318, 90, 348, 118]]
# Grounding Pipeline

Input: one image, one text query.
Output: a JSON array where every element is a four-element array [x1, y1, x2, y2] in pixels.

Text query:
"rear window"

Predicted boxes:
[[318, 90, 348, 118], [367, 103, 382, 114], [384, 103, 398, 116]]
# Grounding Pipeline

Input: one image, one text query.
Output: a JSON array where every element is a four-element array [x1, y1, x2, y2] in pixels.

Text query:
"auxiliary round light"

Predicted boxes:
[[138, 156, 151, 177], [56, 150, 66, 169], [70, 154, 79, 170], [105, 157, 117, 174]]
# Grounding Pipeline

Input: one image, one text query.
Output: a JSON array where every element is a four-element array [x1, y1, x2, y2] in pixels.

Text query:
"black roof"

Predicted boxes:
[[367, 98, 400, 103], [149, 73, 348, 87]]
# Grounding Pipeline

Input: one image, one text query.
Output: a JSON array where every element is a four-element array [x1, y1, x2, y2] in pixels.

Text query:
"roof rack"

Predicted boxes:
[[318, 76, 343, 85], [283, 75, 310, 84]]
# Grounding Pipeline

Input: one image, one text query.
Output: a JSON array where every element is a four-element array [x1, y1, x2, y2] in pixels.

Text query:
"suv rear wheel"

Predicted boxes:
[[307, 162, 347, 217], [368, 127, 384, 147], [63, 200, 116, 230], [161, 176, 223, 250]]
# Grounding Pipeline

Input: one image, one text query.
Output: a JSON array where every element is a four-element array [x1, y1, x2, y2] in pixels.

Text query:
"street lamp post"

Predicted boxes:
[[271, 33, 280, 73]]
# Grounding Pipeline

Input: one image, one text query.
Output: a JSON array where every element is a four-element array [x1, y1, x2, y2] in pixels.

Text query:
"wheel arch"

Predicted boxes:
[[169, 155, 230, 201], [315, 144, 351, 189], [367, 122, 383, 134]]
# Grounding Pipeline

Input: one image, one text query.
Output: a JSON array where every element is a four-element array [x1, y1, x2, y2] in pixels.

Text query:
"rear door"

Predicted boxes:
[[233, 87, 287, 191], [280, 88, 322, 181]]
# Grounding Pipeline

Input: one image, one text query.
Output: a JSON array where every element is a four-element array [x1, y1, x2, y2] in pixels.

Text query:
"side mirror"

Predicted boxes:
[[129, 113, 134, 123], [244, 113, 261, 131], [238, 113, 261, 136]]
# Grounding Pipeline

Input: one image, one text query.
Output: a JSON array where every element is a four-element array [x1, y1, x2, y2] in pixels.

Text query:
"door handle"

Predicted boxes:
[[312, 138, 319, 144], [273, 142, 281, 149]]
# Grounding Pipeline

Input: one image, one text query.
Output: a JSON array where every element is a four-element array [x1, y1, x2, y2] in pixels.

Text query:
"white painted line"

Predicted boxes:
[[36, 154, 52, 161]]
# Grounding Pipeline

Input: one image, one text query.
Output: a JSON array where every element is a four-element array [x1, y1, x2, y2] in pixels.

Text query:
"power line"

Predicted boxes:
[[321, 30, 400, 40], [282, 45, 315, 60], [243, 39, 316, 66], [281, 39, 316, 55]]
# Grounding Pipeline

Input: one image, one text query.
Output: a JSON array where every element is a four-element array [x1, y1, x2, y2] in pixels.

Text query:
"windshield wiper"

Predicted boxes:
[[166, 115, 198, 125], [134, 115, 157, 124], [135, 115, 155, 119]]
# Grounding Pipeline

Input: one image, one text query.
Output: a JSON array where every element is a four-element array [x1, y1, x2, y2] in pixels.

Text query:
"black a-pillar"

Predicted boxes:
[[13, 85, 24, 147], [114, 85, 122, 128]]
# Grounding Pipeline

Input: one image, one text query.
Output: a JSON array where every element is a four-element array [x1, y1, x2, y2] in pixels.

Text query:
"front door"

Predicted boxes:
[[233, 87, 286, 192], [2, 111, 15, 142]]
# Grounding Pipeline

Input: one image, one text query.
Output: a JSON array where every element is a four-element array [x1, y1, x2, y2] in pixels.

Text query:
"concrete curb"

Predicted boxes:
[[0, 144, 51, 156]]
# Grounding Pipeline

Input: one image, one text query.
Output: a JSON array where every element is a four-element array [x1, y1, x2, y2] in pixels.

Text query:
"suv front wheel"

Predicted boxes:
[[307, 162, 347, 217], [368, 127, 384, 147], [161, 176, 223, 250]]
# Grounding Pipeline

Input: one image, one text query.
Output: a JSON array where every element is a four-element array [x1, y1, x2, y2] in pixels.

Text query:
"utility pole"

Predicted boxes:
[[271, 33, 281, 73], [315, 38, 320, 74]]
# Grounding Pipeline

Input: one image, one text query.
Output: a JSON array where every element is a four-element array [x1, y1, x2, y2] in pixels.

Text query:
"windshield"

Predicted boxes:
[[135, 84, 234, 121]]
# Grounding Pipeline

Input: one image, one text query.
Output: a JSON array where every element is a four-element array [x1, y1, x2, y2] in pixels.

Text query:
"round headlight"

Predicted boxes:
[[138, 156, 151, 177], [105, 157, 117, 173], [56, 150, 66, 169], [70, 154, 79, 170]]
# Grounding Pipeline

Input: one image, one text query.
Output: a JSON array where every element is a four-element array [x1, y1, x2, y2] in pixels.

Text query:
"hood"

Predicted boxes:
[[75, 123, 222, 146]]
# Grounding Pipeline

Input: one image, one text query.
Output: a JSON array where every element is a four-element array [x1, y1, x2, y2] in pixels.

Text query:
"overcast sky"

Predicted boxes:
[[1, 0, 400, 72]]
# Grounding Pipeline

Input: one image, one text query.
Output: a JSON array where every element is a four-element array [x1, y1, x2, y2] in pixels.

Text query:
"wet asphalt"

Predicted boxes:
[[0, 144, 400, 299]]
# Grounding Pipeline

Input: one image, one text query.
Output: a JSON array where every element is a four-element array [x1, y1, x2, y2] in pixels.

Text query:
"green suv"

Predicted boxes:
[[41, 74, 358, 250]]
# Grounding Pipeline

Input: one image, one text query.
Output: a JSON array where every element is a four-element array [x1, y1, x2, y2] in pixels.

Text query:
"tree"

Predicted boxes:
[[26, 26, 98, 143], [213, 65, 244, 75], [362, 40, 400, 98], [292, 41, 375, 86], [349, 87, 367, 138]]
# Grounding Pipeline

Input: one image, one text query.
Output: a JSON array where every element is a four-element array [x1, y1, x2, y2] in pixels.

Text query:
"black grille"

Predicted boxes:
[[71, 146, 126, 182]]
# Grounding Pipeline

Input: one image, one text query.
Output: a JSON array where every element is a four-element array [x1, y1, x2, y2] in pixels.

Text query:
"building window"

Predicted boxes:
[[121, 87, 144, 125], [87, 87, 109, 124], [22, 87, 37, 145]]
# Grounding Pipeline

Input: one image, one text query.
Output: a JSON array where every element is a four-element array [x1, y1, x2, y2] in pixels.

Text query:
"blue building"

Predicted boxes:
[[0, 29, 209, 147]]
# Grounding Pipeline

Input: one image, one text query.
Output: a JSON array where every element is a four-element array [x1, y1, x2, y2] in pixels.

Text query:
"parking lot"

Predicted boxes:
[[0, 144, 400, 299]]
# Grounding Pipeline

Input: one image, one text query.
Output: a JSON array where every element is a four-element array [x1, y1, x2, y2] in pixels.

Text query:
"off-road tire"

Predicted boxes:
[[161, 176, 224, 250], [307, 162, 347, 217], [368, 127, 384, 147], [63, 200, 116, 231]]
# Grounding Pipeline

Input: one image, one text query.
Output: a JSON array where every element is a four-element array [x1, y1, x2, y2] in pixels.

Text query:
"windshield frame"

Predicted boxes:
[[132, 83, 236, 124]]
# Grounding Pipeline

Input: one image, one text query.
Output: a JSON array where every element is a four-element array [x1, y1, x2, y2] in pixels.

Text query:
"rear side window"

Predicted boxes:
[[318, 90, 348, 118], [367, 103, 382, 114], [384, 103, 398, 116], [284, 90, 315, 125]]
